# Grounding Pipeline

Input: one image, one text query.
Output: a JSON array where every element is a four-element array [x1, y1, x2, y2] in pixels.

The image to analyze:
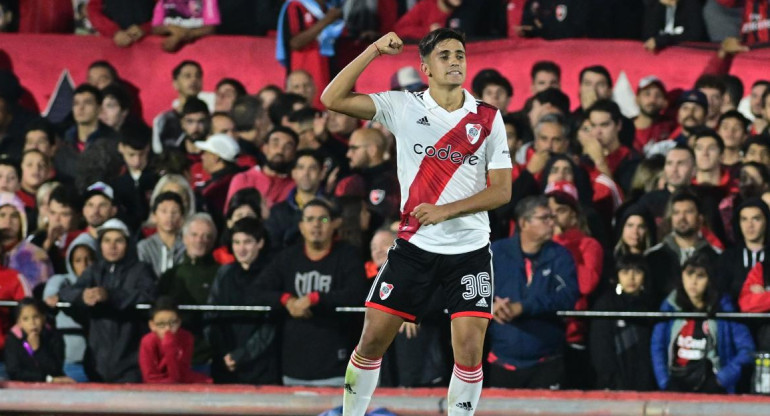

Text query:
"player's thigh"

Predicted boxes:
[[439, 244, 494, 320], [356, 307, 405, 358]]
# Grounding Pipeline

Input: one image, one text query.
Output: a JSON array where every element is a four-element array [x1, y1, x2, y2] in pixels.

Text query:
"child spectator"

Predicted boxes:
[[112, 130, 158, 233], [651, 253, 754, 393], [137, 192, 186, 277], [43, 233, 97, 382], [139, 296, 210, 383], [206, 217, 279, 384], [590, 254, 656, 391], [0, 158, 20, 194], [0, 246, 29, 377], [4, 298, 73, 383], [212, 188, 266, 264], [17, 149, 50, 211], [152, 0, 220, 52]]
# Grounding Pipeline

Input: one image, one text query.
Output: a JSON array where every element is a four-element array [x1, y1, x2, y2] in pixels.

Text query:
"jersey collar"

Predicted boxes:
[[423, 88, 478, 114]]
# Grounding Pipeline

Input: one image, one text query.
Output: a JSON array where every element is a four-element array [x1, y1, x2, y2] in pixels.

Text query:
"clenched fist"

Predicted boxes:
[[372, 32, 404, 56]]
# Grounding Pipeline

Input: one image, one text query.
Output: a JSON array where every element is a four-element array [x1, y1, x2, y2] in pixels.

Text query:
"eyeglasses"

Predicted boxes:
[[302, 216, 330, 224], [153, 319, 181, 329], [530, 214, 555, 222]]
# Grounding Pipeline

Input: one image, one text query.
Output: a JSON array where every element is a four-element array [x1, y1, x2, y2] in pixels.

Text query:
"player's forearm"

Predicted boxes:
[[320, 45, 378, 109], [443, 177, 512, 219]]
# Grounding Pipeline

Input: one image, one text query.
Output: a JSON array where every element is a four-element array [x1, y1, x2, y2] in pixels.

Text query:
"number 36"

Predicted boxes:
[[461, 273, 491, 300]]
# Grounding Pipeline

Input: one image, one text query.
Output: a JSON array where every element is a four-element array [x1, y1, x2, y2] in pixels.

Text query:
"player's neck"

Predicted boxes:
[[429, 86, 465, 112]]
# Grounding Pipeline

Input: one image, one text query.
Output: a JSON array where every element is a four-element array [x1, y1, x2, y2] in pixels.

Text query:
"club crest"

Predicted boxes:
[[465, 123, 482, 144], [555, 5, 567, 22], [379, 282, 394, 300], [369, 189, 386, 205]]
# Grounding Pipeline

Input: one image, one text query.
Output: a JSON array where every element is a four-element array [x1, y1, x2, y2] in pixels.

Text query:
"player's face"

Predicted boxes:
[[422, 39, 466, 88]]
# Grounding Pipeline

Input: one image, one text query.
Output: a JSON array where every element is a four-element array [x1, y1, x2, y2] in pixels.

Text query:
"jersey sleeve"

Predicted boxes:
[[369, 91, 408, 135], [485, 111, 513, 170]]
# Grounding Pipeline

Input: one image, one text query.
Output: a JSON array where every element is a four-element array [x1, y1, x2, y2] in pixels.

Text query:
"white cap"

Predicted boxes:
[[195, 134, 240, 162], [97, 218, 130, 238], [85, 181, 115, 202]]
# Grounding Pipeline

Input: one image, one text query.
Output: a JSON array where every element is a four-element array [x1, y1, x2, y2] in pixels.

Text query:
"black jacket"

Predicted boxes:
[[718, 198, 770, 302], [522, 0, 588, 39], [110, 168, 159, 234], [58, 255, 157, 382], [642, 0, 706, 48], [205, 256, 280, 385], [255, 242, 367, 381], [4, 326, 65, 382]]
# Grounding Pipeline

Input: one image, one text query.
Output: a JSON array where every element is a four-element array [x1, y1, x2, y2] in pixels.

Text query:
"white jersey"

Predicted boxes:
[[370, 88, 512, 254]]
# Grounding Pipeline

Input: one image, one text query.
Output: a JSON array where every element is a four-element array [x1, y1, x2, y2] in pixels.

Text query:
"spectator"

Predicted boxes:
[[515, 88, 570, 152], [194, 134, 242, 229], [285, 70, 318, 107], [17, 149, 50, 210], [545, 181, 603, 389], [0, 192, 53, 294], [152, 60, 204, 154], [637, 144, 695, 222], [100, 83, 150, 139], [325, 110, 359, 144], [227, 126, 297, 208], [389, 66, 427, 92], [530, 61, 561, 95], [28, 185, 82, 275], [614, 205, 656, 257], [206, 217, 279, 384], [586, 99, 641, 193], [692, 129, 733, 202], [157, 213, 219, 370], [335, 128, 399, 227], [276, 0, 344, 98], [58, 219, 156, 383], [214, 78, 246, 113], [138, 192, 186, 277], [744, 134, 770, 170], [748, 80, 770, 135], [268, 93, 308, 134], [571, 66, 635, 148], [651, 253, 754, 393], [590, 254, 655, 391], [87, 0, 154, 47], [642, 0, 706, 52], [286, 108, 347, 176], [266, 149, 325, 251], [81, 182, 118, 241], [42, 233, 96, 382], [212, 188, 266, 265], [645, 191, 722, 303], [0, 158, 20, 194], [720, 74, 744, 113], [167, 97, 210, 163], [64, 84, 118, 153], [520, 0, 588, 39], [148, 174, 197, 224], [112, 131, 157, 234], [0, 244, 29, 374], [0, 70, 37, 160], [365, 227, 395, 280], [634, 76, 675, 154], [4, 298, 73, 383], [210, 112, 235, 138], [695, 75, 727, 129], [151, 0, 220, 52], [139, 296, 210, 383], [476, 72, 513, 115], [717, 110, 749, 171], [335, 195, 372, 254], [256, 199, 367, 386], [668, 89, 708, 146], [231, 96, 271, 162], [719, 198, 769, 304], [23, 118, 71, 182], [487, 196, 579, 389]]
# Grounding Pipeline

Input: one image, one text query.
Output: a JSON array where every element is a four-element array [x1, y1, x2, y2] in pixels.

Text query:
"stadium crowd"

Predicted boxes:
[[1, 0, 770, 396]]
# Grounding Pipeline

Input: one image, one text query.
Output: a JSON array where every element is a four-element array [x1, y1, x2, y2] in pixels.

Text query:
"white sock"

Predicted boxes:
[[447, 362, 483, 415], [342, 348, 382, 416]]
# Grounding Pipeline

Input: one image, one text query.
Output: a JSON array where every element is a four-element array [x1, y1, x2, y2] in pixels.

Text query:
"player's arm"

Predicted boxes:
[[320, 32, 404, 120], [412, 168, 512, 225]]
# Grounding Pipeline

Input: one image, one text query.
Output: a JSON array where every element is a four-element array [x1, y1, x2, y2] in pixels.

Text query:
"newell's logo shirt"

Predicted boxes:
[[369, 89, 512, 254]]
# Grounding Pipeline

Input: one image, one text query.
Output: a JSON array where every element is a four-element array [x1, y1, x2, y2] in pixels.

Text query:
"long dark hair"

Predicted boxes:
[[675, 253, 721, 314]]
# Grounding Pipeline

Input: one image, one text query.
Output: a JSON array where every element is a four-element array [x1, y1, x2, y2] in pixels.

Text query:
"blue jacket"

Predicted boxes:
[[650, 293, 755, 393], [488, 234, 579, 369]]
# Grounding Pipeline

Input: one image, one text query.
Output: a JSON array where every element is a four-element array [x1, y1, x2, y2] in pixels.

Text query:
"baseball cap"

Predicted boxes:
[[97, 218, 130, 238], [637, 75, 666, 94], [677, 89, 708, 111], [390, 67, 426, 92], [195, 133, 240, 162], [83, 181, 115, 203], [544, 180, 579, 212]]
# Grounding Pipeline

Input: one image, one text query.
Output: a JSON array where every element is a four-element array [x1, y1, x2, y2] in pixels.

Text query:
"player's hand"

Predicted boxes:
[[372, 32, 404, 56], [399, 322, 419, 339], [411, 203, 450, 226]]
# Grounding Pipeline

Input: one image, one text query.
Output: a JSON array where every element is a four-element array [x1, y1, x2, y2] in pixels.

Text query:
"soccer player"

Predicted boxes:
[[321, 29, 512, 416]]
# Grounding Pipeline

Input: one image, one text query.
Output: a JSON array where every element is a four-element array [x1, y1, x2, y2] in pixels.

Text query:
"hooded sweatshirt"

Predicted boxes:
[[0, 192, 54, 293], [58, 240, 157, 383], [718, 198, 770, 302], [137, 232, 185, 277], [42, 233, 98, 364]]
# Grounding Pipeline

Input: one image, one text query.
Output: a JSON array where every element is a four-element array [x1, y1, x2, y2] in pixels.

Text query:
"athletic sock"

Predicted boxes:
[[447, 362, 483, 415], [342, 347, 382, 416]]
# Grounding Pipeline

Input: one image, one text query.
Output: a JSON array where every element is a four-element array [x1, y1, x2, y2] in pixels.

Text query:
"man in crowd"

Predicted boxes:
[[231, 95, 271, 161], [695, 74, 727, 129], [633, 76, 674, 154], [586, 99, 640, 192], [285, 70, 317, 105], [112, 131, 157, 233], [530, 61, 561, 95], [475, 71, 513, 115], [571, 65, 634, 147], [81, 182, 118, 242], [152, 60, 203, 154], [669, 89, 708, 146], [749, 80, 770, 135], [195, 133, 242, 229], [28, 185, 82, 274], [214, 78, 246, 113], [718, 199, 769, 302], [65, 84, 117, 153]]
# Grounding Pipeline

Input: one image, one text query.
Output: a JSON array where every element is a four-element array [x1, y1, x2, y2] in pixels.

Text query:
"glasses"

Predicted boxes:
[[530, 214, 555, 222], [153, 319, 181, 329], [302, 216, 330, 224]]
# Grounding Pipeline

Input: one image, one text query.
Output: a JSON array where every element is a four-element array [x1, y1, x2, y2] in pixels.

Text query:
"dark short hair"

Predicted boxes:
[[718, 110, 750, 131], [266, 125, 300, 146], [150, 296, 179, 319], [288, 107, 321, 125], [0, 156, 20, 179], [226, 188, 263, 220], [101, 83, 131, 111], [722, 75, 744, 107], [74, 84, 103, 105], [24, 118, 57, 147], [762, 88, 770, 109], [172, 60, 202, 80], [693, 128, 725, 153], [615, 253, 648, 275], [302, 198, 336, 219], [587, 99, 622, 124], [211, 111, 233, 121], [531, 61, 561, 81], [293, 149, 324, 170], [14, 297, 45, 322], [579, 65, 612, 89], [477, 74, 513, 98], [88, 60, 118, 80], [744, 133, 770, 153], [181, 97, 209, 116], [514, 195, 549, 223], [216, 77, 247, 96], [231, 216, 265, 242], [119, 124, 151, 150], [532, 88, 570, 116], [418, 28, 466, 61], [694, 74, 726, 95], [502, 113, 528, 141], [752, 80, 770, 90], [152, 191, 185, 214], [268, 93, 307, 127], [669, 190, 703, 215], [49, 184, 81, 212], [676, 252, 720, 313], [669, 142, 696, 163], [231, 95, 264, 132], [741, 161, 770, 184]]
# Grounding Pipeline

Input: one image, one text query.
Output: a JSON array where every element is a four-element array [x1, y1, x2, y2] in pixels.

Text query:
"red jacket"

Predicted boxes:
[[394, 0, 450, 40], [553, 228, 603, 344], [739, 262, 770, 313], [0, 267, 30, 351], [139, 329, 211, 384]]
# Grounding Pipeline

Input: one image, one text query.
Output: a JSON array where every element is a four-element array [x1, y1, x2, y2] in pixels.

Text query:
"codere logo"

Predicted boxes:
[[413, 144, 479, 166]]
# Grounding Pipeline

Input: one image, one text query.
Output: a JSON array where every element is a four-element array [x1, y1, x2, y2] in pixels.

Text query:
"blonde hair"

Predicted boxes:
[[35, 181, 61, 232], [147, 174, 196, 226]]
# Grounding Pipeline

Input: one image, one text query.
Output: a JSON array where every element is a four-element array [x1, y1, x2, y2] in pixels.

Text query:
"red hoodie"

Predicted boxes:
[[139, 328, 211, 384], [0, 267, 29, 351], [739, 262, 770, 313], [553, 228, 603, 344]]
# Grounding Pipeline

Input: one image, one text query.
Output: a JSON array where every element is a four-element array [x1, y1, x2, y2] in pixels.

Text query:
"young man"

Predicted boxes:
[[530, 61, 561, 95], [28, 185, 82, 274], [633, 76, 674, 154], [137, 192, 186, 277], [717, 110, 749, 171], [692, 129, 732, 198], [321, 29, 512, 415], [112, 131, 158, 233], [194, 133, 242, 229], [668, 89, 708, 146], [695, 74, 726, 129], [64, 84, 117, 153], [152, 60, 203, 154], [718, 199, 769, 302], [81, 182, 118, 241], [586, 99, 640, 193]]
